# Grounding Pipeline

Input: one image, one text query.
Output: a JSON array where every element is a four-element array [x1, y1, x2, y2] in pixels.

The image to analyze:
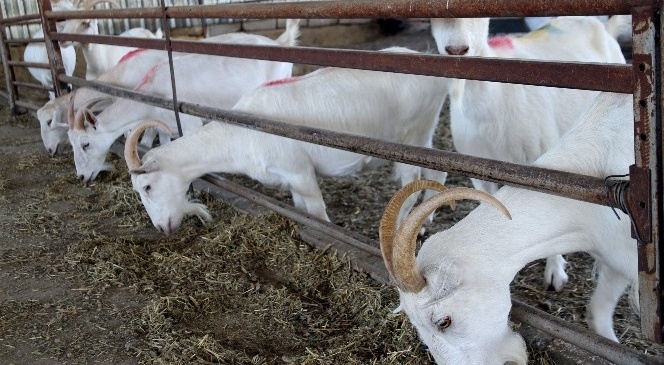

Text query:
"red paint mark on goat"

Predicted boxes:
[[134, 63, 162, 91], [118, 48, 148, 64], [263, 75, 304, 87], [488, 36, 514, 49]]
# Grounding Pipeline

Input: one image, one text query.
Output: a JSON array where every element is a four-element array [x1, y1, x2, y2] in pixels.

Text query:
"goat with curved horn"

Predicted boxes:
[[124, 120, 172, 171], [379, 179, 449, 287], [377, 91, 638, 365], [381, 181, 512, 293]]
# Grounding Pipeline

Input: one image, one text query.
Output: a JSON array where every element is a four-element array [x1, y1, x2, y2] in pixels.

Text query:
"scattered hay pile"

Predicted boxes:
[[67, 172, 431, 364]]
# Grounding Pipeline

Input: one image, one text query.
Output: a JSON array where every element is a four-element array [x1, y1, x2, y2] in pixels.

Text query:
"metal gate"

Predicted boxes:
[[0, 0, 661, 363]]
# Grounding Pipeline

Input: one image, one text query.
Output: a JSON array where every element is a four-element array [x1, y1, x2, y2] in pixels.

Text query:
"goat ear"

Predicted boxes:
[[82, 109, 97, 130]]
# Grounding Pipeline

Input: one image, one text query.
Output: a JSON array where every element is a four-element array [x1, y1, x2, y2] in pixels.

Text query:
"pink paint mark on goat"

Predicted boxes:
[[263, 75, 305, 87], [488, 36, 514, 49], [134, 63, 162, 91], [118, 48, 148, 64]]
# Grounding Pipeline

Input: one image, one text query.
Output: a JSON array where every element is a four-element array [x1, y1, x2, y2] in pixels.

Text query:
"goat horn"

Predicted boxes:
[[72, 96, 102, 130], [391, 186, 511, 293], [80, 96, 112, 112], [79, 0, 120, 10], [67, 90, 77, 129], [124, 120, 172, 171], [379, 180, 448, 290]]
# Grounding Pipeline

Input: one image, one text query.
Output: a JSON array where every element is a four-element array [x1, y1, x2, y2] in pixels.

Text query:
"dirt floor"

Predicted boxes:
[[1, 19, 663, 364]]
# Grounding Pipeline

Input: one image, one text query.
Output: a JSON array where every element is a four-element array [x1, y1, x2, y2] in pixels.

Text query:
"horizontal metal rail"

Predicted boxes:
[[14, 99, 41, 111], [6, 38, 44, 45], [8, 60, 50, 69], [62, 75, 612, 207], [51, 33, 633, 93], [511, 301, 664, 365], [0, 13, 40, 26], [12, 80, 52, 91], [47, 0, 651, 21]]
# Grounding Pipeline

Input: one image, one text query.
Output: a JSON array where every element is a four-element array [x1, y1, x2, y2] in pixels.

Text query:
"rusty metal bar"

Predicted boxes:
[[38, 0, 67, 99], [511, 301, 664, 365], [8, 60, 51, 69], [0, 13, 40, 25], [12, 81, 53, 91], [631, 7, 663, 342], [61, 75, 612, 207], [180, 166, 664, 365], [200, 173, 382, 257], [0, 6, 20, 115], [47, 0, 649, 21], [50, 33, 633, 93], [6, 37, 45, 45], [160, 0, 184, 138], [14, 99, 42, 112]]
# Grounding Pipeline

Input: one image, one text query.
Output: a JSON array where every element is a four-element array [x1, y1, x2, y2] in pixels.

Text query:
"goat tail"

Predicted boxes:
[[277, 19, 301, 47], [604, 15, 632, 41]]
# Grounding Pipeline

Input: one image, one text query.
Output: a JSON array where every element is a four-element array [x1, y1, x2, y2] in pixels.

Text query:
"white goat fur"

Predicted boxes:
[[39, 49, 168, 156], [60, 22, 161, 80], [23, 1, 77, 100], [38, 31, 260, 156], [126, 47, 448, 235], [391, 92, 634, 364], [69, 21, 300, 183], [59, 1, 161, 80], [430, 16, 626, 291]]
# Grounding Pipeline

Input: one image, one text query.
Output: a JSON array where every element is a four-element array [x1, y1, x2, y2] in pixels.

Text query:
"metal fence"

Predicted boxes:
[[1, 0, 307, 39], [0, 0, 662, 363]]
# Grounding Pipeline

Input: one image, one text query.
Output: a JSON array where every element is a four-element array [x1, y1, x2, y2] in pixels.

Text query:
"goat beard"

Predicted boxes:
[[186, 201, 212, 224]]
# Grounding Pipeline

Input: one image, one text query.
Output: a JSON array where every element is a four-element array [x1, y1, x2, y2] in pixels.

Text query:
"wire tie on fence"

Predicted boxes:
[[604, 173, 630, 220]]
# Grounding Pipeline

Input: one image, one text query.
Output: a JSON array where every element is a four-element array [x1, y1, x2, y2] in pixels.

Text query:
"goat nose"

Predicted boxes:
[[78, 174, 84, 182], [48, 148, 55, 157], [166, 219, 173, 236], [445, 45, 469, 56]]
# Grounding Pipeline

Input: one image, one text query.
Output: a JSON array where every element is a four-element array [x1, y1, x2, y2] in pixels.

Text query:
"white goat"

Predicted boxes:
[[69, 20, 300, 183], [39, 48, 168, 156], [39, 26, 291, 157], [56, 0, 162, 80], [380, 92, 635, 364], [123, 48, 449, 235], [430, 16, 626, 291], [23, 1, 77, 100]]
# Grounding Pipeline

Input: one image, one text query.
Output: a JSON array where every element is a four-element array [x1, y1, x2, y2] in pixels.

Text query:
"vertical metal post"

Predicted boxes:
[[160, 0, 183, 138], [38, 0, 67, 98], [631, 7, 662, 343], [0, 4, 21, 114]]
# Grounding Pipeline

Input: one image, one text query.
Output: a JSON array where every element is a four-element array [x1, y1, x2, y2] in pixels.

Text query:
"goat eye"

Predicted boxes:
[[436, 316, 452, 332], [47, 119, 52, 127], [82, 142, 90, 151], [143, 185, 151, 193]]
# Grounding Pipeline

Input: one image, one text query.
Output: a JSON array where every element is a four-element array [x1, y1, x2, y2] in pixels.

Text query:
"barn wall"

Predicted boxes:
[[1, 0, 366, 39]]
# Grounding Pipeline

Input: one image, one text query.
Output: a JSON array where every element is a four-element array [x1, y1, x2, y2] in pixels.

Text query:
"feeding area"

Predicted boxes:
[[0, 0, 663, 364]]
